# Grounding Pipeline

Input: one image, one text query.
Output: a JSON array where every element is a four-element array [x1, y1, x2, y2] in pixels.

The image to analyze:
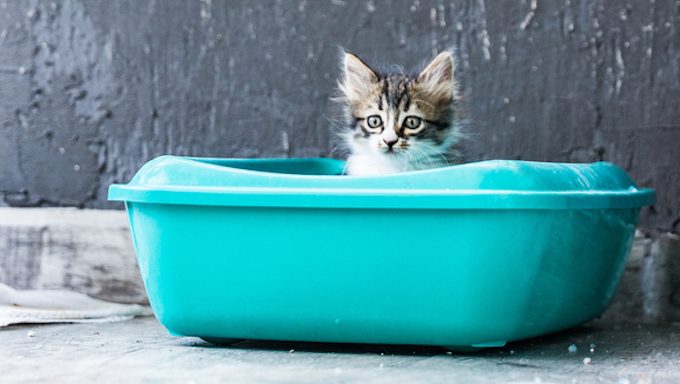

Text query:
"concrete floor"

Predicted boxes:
[[3, 317, 680, 384]]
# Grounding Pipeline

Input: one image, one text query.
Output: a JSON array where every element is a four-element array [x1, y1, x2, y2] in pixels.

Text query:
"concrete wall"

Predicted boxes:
[[0, 0, 678, 231]]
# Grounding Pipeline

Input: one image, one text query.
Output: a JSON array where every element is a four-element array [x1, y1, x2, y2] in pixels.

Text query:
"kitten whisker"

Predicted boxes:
[[417, 141, 451, 167]]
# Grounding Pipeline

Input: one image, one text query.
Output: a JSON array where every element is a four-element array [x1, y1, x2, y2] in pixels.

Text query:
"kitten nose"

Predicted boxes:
[[383, 137, 398, 148]]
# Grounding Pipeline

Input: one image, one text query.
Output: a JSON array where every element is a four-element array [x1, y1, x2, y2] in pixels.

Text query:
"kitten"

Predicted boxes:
[[335, 50, 464, 176]]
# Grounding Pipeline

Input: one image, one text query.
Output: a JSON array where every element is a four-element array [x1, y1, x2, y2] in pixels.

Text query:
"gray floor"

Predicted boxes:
[[3, 317, 680, 384]]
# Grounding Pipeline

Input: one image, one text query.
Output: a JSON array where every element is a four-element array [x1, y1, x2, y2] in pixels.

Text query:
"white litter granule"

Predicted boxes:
[[26, 330, 35, 338], [583, 357, 592, 365], [568, 344, 578, 353]]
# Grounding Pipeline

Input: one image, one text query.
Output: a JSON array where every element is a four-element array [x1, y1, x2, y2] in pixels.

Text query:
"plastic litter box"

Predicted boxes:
[[109, 156, 655, 350]]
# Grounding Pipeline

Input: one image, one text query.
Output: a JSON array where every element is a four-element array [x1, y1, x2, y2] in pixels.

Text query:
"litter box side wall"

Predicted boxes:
[[512, 207, 640, 340], [123, 201, 640, 348]]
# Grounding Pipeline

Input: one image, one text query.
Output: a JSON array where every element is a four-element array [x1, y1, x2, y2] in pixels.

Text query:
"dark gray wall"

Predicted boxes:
[[0, 0, 678, 231]]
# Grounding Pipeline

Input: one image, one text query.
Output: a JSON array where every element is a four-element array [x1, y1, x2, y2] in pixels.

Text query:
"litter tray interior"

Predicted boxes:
[[198, 157, 346, 175]]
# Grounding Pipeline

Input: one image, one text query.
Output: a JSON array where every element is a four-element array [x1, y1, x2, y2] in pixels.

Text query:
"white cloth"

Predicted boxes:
[[0, 283, 151, 327]]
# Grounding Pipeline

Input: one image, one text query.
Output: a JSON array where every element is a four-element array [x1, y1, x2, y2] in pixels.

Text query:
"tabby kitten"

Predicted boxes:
[[336, 50, 463, 175]]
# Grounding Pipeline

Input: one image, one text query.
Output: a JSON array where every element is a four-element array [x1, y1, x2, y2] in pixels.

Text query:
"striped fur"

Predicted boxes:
[[336, 50, 464, 176]]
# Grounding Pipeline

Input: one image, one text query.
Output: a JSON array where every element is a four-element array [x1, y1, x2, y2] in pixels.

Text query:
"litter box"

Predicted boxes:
[[108, 156, 655, 350]]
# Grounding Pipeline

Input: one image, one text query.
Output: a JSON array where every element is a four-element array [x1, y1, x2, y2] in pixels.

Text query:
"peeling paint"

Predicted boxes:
[[520, 0, 538, 30], [477, 0, 492, 61], [615, 44, 625, 95]]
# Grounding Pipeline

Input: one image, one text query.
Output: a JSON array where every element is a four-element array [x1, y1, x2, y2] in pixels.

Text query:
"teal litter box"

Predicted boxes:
[[109, 156, 655, 350]]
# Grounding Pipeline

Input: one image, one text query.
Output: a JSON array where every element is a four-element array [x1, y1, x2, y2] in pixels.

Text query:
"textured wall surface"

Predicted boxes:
[[0, 0, 678, 230], [0, 207, 145, 304]]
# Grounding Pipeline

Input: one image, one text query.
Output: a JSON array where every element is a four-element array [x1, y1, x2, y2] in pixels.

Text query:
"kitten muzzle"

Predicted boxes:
[[383, 137, 398, 150]]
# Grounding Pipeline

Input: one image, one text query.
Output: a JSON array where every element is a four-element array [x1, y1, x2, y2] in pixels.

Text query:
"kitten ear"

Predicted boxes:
[[417, 51, 457, 101], [340, 52, 379, 102]]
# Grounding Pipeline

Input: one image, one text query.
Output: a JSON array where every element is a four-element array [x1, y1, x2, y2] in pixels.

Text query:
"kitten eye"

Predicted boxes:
[[366, 115, 383, 128], [403, 116, 422, 129]]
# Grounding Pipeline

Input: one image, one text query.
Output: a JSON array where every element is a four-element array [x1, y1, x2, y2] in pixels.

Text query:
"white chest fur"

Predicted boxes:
[[344, 153, 408, 176]]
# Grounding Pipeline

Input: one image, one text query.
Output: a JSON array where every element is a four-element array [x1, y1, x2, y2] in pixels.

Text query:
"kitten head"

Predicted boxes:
[[336, 50, 463, 174]]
